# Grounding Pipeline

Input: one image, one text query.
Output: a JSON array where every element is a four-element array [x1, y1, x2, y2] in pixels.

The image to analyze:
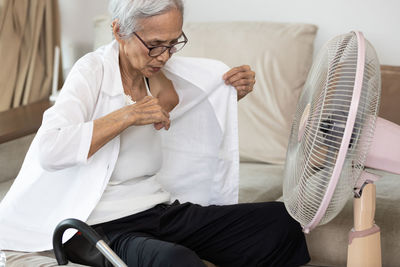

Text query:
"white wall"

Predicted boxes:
[[58, 0, 400, 75], [58, 0, 109, 76], [183, 0, 400, 66]]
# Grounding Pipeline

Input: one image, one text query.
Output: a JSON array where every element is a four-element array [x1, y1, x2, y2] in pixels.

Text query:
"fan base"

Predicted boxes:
[[347, 183, 382, 267], [347, 230, 381, 267]]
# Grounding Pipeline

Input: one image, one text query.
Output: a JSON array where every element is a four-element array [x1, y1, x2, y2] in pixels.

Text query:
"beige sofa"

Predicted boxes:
[[1, 21, 400, 267]]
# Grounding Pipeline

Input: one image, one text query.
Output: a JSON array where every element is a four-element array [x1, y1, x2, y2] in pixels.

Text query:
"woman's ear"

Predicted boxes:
[[112, 20, 124, 44]]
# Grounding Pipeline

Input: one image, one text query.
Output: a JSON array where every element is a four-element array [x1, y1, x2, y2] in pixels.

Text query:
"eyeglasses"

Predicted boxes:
[[133, 32, 188, 57]]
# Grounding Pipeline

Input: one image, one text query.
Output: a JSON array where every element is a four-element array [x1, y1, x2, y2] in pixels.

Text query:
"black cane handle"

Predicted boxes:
[[52, 218, 102, 265]]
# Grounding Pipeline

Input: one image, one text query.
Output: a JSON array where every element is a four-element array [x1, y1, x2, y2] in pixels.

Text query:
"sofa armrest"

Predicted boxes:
[[379, 65, 400, 125], [0, 99, 51, 185], [0, 99, 51, 144]]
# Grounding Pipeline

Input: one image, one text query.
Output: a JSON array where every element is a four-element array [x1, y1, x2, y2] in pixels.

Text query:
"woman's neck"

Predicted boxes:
[[118, 50, 144, 92]]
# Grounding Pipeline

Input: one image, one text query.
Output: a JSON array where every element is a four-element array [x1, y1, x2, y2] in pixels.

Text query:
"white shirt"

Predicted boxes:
[[0, 40, 239, 252], [86, 124, 170, 225], [87, 81, 170, 225]]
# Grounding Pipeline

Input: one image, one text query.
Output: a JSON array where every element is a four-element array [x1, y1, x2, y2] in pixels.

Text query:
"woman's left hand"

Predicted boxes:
[[223, 65, 256, 100]]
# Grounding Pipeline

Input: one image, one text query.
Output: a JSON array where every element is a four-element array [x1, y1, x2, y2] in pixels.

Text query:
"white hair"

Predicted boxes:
[[109, 0, 184, 38]]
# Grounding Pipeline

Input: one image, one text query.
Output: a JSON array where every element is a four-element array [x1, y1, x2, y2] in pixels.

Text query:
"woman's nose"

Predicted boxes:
[[156, 49, 171, 63]]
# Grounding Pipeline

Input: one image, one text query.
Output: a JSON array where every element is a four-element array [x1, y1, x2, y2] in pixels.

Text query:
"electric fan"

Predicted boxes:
[[283, 31, 400, 267]]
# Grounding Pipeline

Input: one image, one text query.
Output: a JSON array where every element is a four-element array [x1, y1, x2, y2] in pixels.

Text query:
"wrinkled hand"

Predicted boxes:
[[223, 65, 256, 100], [130, 96, 170, 130]]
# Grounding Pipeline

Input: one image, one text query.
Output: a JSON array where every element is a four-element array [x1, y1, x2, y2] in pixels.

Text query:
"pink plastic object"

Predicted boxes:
[[365, 117, 400, 174]]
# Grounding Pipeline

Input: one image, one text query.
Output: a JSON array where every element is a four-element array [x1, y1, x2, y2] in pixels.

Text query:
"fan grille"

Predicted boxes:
[[283, 32, 381, 229]]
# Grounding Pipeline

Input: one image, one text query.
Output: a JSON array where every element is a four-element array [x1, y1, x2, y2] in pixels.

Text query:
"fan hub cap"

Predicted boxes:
[[298, 103, 311, 142]]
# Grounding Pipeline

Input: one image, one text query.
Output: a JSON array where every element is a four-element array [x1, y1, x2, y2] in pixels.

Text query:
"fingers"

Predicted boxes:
[[129, 96, 171, 129], [160, 107, 170, 119], [136, 95, 154, 104], [135, 95, 159, 106], [237, 91, 247, 101], [230, 77, 255, 87], [225, 71, 254, 86], [153, 115, 170, 131], [146, 106, 170, 129], [223, 65, 256, 101], [159, 110, 170, 130], [223, 65, 255, 88], [223, 65, 251, 81], [153, 122, 164, 130], [236, 86, 251, 100]]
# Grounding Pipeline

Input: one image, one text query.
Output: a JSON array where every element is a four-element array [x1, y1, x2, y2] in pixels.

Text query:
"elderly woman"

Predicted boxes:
[[0, 0, 310, 266]]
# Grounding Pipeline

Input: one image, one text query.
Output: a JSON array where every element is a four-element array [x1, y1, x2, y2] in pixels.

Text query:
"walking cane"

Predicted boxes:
[[53, 218, 127, 267]]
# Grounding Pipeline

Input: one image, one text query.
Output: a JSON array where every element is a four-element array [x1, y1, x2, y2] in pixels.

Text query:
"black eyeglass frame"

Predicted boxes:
[[133, 32, 188, 57]]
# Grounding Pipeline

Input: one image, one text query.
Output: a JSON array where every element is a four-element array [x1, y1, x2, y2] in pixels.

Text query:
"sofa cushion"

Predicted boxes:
[[178, 22, 318, 164], [4, 250, 85, 267], [4, 249, 219, 267], [0, 134, 35, 203], [0, 134, 35, 184], [239, 162, 284, 203], [93, 15, 113, 51]]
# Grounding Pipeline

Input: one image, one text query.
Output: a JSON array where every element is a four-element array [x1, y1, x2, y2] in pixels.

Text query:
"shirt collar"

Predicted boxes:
[[101, 40, 125, 97]]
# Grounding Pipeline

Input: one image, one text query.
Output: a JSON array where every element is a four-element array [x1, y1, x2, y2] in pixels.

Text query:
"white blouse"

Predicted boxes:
[[86, 79, 170, 225]]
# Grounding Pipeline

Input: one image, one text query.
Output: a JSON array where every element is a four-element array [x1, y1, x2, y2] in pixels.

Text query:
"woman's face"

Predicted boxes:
[[115, 8, 183, 77]]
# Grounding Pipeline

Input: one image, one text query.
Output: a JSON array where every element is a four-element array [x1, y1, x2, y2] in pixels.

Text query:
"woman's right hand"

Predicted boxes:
[[88, 96, 170, 158], [128, 96, 170, 130]]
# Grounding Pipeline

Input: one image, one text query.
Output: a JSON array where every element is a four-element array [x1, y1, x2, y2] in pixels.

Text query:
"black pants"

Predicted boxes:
[[65, 201, 310, 267]]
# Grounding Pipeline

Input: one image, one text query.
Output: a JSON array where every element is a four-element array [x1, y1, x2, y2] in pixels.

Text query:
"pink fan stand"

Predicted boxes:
[[348, 116, 400, 267]]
